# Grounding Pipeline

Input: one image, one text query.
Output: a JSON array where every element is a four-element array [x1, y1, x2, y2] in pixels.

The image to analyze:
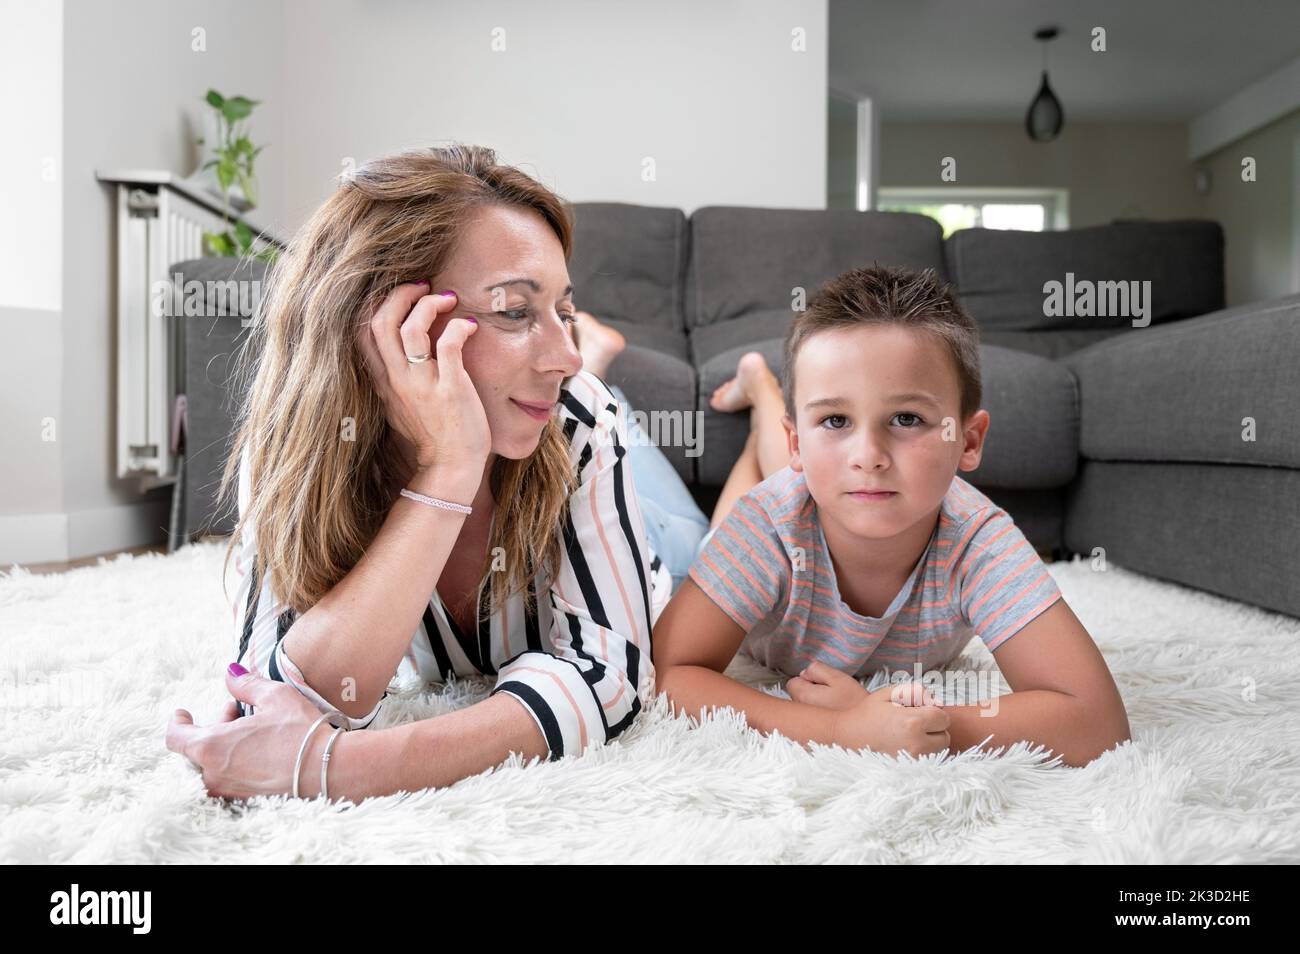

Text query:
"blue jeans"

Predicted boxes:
[[609, 385, 714, 594]]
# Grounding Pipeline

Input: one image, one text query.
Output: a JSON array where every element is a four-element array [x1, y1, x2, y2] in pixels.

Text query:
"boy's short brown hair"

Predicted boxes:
[[781, 263, 982, 422]]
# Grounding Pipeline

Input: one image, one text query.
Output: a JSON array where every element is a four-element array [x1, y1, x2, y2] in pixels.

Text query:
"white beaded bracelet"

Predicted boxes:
[[399, 487, 473, 515]]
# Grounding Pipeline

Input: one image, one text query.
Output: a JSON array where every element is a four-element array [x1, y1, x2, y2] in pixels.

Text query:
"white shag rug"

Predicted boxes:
[[1, 540, 1298, 864]]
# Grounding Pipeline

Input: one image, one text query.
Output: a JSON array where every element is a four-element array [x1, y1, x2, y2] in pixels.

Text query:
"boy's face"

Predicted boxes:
[[782, 325, 990, 542]]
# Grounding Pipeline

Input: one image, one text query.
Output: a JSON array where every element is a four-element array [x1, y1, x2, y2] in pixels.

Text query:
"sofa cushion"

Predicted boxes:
[[693, 337, 1077, 493], [964, 345, 1079, 489], [689, 309, 794, 368], [686, 208, 946, 329], [1062, 293, 1300, 469], [945, 220, 1224, 332], [980, 327, 1125, 361], [568, 202, 688, 333], [605, 344, 698, 487], [598, 317, 690, 362]]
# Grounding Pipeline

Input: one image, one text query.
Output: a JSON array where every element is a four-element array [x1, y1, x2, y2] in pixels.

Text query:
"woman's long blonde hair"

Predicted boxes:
[[218, 144, 578, 622]]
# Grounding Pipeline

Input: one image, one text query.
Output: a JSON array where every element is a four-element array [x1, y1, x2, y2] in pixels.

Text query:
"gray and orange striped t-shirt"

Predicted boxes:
[[687, 466, 1062, 679]]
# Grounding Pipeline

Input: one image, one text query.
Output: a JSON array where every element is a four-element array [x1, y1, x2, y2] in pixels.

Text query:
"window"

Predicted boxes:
[[877, 188, 1069, 237]]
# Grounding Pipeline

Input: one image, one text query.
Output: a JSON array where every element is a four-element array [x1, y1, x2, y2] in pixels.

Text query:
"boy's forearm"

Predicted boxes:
[[945, 689, 1130, 768], [657, 664, 839, 748], [298, 693, 550, 800]]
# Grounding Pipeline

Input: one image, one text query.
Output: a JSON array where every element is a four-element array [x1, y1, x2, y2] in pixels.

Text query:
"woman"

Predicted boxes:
[[165, 144, 790, 802]]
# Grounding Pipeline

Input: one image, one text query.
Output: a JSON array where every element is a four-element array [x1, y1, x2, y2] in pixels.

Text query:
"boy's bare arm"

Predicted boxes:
[[653, 577, 839, 747], [944, 690, 1115, 767], [656, 664, 840, 747], [948, 599, 1131, 767]]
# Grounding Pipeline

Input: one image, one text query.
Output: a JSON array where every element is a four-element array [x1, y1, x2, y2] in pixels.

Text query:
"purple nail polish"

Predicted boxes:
[[228, 662, 248, 677], [466, 316, 477, 323], [437, 289, 456, 299]]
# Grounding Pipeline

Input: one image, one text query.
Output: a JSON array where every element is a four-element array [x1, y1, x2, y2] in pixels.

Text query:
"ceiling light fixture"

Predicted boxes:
[[1026, 26, 1065, 142]]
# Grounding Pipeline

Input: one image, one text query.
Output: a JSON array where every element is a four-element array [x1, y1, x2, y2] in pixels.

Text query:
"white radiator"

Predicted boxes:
[[96, 170, 280, 488]]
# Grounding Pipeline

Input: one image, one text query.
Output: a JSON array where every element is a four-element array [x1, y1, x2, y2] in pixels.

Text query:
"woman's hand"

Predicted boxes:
[[165, 665, 333, 800], [357, 281, 492, 475]]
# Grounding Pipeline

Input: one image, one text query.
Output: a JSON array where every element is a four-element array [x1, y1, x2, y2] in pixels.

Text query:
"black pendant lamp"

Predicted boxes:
[[1025, 26, 1064, 142]]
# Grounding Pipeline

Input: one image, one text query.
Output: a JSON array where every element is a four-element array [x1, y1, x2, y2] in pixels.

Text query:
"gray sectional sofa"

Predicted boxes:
[[176, 205, 1300, 618]]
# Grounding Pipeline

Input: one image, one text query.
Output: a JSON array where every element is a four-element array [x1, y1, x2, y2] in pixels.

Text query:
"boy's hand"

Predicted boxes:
[[829, 681, 950, 758], [786, 660, 870, 711]]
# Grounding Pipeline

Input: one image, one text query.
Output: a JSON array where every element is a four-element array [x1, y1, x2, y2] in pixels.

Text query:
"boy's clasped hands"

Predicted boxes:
[[787, 661, 952, 758]]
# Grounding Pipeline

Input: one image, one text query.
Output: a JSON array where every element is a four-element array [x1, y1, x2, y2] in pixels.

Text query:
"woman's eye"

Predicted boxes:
[[892, 412, 924, 427], [494, 308, 578, 325], [820, 414, 848, 429]]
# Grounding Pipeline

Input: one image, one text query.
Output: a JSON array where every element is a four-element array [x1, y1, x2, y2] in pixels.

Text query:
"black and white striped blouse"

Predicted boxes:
[[231, 369, 671, 760]]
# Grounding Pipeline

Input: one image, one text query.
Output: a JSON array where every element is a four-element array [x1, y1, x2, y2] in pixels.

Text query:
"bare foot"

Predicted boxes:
[[572, 310, 626, 378], [710, 351, 778, 412]]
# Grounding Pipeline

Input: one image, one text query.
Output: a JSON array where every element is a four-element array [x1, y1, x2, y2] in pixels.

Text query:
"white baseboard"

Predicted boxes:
[[0, 497, 172, 567]]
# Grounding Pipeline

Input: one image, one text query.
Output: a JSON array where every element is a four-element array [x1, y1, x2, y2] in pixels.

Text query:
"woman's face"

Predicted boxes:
[[428, 204, 584, 461]]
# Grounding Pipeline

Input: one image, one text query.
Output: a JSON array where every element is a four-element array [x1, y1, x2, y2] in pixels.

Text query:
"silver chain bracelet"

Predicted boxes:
[[320, 726, 346, 800]]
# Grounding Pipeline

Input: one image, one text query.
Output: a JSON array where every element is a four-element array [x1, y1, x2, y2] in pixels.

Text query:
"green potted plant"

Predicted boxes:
[[193, 89, 276, 262]]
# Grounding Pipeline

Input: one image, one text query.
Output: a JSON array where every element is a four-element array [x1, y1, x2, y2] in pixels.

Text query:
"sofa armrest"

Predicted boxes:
[[1062, 293, 1300, 469]]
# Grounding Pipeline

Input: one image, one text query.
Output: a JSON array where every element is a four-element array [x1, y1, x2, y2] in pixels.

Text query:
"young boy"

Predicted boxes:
[[652, 264, 1131, 767]]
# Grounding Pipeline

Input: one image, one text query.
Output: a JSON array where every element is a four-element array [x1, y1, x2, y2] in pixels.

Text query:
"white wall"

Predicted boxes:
[[2, 0, 288, 564], [877, 120, 1204, 229], [1197, 106, 1300, 306], [874, 115, 1300, 307], [1, 0, 828, 565], [0, 0, 64, 538], [0, 0, 62, 312], [272, 0, 827, 237], [57, 0, 287, 563]]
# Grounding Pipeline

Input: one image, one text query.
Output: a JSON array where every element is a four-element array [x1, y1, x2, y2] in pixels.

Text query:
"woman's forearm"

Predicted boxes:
[[657, 664, 839, 748], [280, 462, 483, 721], [296, 693, 549, 799], [945, 689, 1131, 767]]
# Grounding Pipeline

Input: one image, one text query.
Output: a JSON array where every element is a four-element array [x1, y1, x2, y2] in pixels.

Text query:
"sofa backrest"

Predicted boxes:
[[685, 207, 947, 329], [571, 206, 1226, 338], [568, 202, 689, 333], [944, 219, 1224, 331]]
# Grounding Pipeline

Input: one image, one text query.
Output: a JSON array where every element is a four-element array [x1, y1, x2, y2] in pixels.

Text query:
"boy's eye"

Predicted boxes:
[[819, 414, 848, 429], [892, 412, 924, 427]]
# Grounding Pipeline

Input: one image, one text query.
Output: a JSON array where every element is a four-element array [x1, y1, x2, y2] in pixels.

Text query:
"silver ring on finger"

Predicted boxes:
[[406, 351, 432, 364]]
